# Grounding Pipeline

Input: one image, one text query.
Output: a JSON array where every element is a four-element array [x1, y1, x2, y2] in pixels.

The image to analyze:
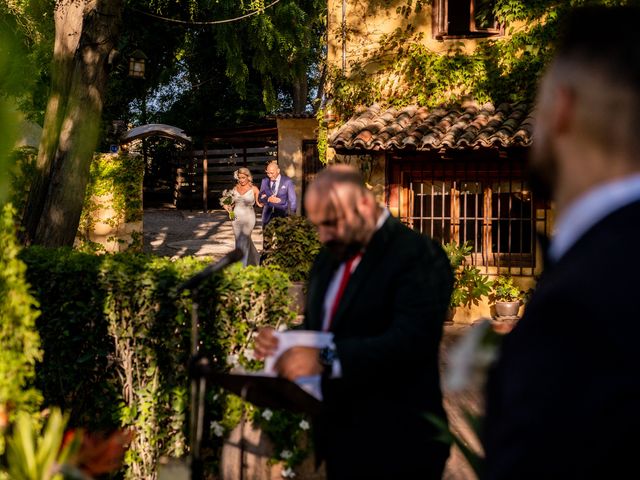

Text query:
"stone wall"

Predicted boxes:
[[277, 118, 319, 213]]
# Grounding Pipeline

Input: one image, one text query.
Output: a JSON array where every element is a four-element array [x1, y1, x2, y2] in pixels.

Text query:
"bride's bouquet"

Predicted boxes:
[[220, 189, 235, 220]]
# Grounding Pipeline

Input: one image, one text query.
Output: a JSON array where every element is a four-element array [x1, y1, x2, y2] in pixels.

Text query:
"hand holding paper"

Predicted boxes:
[[263, 330, 334, 375]]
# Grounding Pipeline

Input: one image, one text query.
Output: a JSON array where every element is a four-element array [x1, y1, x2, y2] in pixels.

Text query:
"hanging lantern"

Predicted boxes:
[[128, 49, 147, 79], [322, 98, 338, 127]]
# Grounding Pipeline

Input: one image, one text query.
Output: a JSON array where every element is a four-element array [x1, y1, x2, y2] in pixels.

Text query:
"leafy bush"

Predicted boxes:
[[8, 147, 37, 221], [443, 241, 492, 308], [19, 248, 298, 478], [262, 216, 321, 282], [490, 275, 522, 303], [0, 204, 42, 454]]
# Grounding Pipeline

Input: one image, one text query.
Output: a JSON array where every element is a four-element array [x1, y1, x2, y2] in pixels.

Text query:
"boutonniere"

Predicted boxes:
[[280, 186, 286, 190]]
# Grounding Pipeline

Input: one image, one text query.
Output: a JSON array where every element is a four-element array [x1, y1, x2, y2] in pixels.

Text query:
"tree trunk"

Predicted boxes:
[[21, 0, 124, 246], [292, 72, 308, 114]]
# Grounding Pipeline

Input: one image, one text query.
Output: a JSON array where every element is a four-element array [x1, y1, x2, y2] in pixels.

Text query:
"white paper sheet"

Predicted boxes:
[[262, 330, 334, 400]]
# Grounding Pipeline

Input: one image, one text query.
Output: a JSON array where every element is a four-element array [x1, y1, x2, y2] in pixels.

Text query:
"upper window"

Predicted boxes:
[[433, 0, 503, 39]]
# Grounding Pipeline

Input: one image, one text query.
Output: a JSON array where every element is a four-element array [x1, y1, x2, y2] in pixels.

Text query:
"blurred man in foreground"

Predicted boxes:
[[256, 165, 453, 479], [484, 6, 640, 480]]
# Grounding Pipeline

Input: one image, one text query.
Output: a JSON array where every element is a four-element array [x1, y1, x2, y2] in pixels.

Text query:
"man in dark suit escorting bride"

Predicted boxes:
[[259, 161, 297, 228]]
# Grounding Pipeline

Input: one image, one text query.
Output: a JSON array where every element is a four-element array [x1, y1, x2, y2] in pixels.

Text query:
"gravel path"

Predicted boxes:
[[142, 207, 263, 259]]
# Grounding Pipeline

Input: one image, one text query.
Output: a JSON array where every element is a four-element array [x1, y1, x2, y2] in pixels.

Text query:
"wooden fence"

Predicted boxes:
[[173, 145, 277, 210]]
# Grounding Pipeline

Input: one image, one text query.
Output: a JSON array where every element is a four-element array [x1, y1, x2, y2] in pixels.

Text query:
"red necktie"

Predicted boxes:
[[326, 253, 361, 331]]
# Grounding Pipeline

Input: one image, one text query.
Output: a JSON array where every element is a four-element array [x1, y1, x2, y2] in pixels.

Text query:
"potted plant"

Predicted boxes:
[[490, 274, 523, 318], [443, 242, 492, 322], [261, 216, 322, 317]]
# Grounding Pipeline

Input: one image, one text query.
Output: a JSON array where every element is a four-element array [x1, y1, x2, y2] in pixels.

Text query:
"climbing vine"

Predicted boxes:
[[77, 152, 145, 253], [326, 1, 632, 119]]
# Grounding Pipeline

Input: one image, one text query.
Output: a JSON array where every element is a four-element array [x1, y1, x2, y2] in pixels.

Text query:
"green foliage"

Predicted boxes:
[[0, 1, 53, 126], [490, 274, 522, 302], [76, 153, 145, 252], [252, 408, 312, 470], [316, 107, 329, 164], [427, 408, 484, 477], [105, 0, 327, 132], [19, 248, 298, 477], [8, 147, 38, 220], [328, 0, 639, 117], [261, 216, 322, 282], [443, 241, 491, 308], [0, 204, 43, 446], [4, 408, 79, 480]]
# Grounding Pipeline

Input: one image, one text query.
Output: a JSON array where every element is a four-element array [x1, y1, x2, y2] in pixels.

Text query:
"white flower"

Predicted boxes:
[[299, 420, 310, 431], [243, 348, 255, 361], [226, 354, 239, 367], [280, 449, 293, 460], [210, 421, 224, 437], [281, 467, 296, 478], [262, 409, 273, 421]]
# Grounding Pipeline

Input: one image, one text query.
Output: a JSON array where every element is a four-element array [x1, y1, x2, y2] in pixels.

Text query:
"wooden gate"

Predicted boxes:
[[174, 145, 277, 211]]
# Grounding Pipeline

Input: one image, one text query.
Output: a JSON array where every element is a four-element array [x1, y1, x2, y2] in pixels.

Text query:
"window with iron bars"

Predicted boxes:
[[388, 153, 550, 275]]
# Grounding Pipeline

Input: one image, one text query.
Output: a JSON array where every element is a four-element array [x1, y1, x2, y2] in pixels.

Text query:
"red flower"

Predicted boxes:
[[74, 429, 135, 477]]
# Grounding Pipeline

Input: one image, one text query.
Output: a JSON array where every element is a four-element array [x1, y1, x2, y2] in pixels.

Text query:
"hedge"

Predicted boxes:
[[19, 247, 298, 479]]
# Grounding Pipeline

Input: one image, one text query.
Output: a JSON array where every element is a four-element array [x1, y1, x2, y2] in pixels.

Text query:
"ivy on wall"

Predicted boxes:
[[77, 152, 145, 253], [327, 0, 632, 118]]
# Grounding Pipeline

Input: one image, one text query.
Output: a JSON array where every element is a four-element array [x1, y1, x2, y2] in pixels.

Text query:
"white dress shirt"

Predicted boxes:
[[549, 173, 640, 262], [270, 174, 281, 194], [322, 208, 390, 377]]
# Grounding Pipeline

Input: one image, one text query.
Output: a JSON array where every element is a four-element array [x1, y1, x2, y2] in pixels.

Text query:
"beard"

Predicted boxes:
[[325, 240, 363, 263], [527, 126, 558, 202]]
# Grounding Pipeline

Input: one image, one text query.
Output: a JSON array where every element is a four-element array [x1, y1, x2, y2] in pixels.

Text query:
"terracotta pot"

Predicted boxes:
[[494, 301, 520, 318], [288, 281, 306, 312]]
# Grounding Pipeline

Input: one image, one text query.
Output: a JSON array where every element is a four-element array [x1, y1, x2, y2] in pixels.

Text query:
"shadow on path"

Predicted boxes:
[[143, 208, 263, 259]]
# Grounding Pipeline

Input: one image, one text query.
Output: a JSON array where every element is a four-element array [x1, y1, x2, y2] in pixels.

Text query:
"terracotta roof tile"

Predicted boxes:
[[330, 101, 533, 151]]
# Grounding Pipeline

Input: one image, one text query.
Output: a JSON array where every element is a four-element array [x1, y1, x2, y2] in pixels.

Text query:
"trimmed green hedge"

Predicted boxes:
[[20, 248, 296, 478]]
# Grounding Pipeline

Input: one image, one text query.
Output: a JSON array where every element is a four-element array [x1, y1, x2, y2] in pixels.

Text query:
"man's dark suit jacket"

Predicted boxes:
[[259, 175, 297, 226], [484, 200, 640, 480], [304, 215, 453, 479]]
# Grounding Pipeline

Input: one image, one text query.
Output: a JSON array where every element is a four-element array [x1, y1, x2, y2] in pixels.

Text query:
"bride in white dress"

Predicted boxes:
[[224, 167, 262, 266]]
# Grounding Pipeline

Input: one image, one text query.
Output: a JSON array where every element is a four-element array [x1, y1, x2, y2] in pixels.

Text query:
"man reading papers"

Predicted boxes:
[[255, 166, 453, 480]]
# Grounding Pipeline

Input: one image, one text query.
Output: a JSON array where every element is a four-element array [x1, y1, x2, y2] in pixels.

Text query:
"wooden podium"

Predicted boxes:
[[209, 372, 322, 415]]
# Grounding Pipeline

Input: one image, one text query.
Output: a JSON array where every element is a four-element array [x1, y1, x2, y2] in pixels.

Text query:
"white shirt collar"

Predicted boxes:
[[549, 173, 640, 261], [375, 208, 390, 231]]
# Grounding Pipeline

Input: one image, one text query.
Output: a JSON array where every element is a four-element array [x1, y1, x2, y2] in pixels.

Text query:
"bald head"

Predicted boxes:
[[304, 165, 380, 260], [530, 6, 640, 211], [549, 6, 640, 158]]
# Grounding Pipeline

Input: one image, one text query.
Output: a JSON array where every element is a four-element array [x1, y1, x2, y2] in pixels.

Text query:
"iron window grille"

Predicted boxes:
[[388, 153, 550, 276]]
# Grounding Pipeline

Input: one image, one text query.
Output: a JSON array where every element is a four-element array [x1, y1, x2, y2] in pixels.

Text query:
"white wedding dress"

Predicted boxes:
[[232, 188, 259, 267]]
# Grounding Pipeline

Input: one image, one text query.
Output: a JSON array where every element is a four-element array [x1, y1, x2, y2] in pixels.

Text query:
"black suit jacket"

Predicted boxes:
[[484, 200, 640, 480], [304, 216, 453, 479]]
